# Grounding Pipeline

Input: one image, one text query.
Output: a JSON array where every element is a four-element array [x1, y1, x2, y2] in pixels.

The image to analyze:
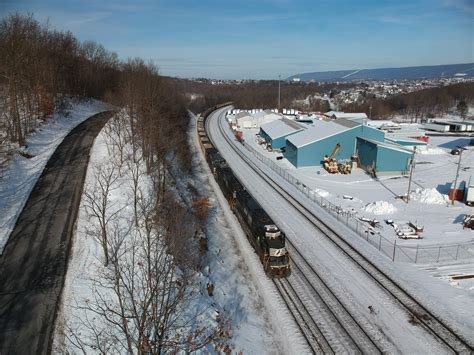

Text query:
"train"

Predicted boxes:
[[197, 104, 291, 278]]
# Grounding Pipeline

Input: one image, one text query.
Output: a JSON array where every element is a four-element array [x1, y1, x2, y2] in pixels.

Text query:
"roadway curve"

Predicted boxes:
[[0, 111, 114, 354]]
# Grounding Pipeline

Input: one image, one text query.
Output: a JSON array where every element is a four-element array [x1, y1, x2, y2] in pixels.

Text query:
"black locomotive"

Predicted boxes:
[[197, 105, 291, 278]]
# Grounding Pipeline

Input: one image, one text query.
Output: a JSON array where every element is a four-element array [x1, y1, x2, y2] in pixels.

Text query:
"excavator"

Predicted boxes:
[[323, 143, 352, 174]]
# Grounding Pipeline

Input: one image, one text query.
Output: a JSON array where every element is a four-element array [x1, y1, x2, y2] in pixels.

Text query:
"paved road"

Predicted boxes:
[[0, 111, 114, 354]]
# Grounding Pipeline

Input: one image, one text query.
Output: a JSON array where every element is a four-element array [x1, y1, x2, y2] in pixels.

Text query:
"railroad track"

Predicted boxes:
[[207, 109, 379, 353], [284, 239, 381, 354], [206, 106, 473, 354], [273, 278, 332, 354]]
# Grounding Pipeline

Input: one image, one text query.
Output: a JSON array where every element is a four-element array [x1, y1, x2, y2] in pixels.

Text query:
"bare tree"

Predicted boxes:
[[103, 111, 129, 168], [83, 161, 122, 266], [68, 199, 231, 354]]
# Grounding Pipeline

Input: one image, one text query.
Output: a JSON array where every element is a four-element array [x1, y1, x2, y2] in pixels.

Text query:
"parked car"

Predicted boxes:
[[451, 148, 461, 155]]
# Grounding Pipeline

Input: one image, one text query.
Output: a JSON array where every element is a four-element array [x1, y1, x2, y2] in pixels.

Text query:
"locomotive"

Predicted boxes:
[[197, 105, 291, 278]]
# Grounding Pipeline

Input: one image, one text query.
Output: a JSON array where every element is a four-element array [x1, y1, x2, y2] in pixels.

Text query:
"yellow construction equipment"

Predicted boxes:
[[324, 143, 346, 173], [324, 143, 341, 162]]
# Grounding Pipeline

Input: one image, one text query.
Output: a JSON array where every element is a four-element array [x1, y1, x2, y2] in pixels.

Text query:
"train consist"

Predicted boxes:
[[197, 104, 291, 278]]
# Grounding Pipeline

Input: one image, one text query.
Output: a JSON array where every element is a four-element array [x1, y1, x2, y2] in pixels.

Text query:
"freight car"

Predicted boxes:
[[197, 104, 291, 277]]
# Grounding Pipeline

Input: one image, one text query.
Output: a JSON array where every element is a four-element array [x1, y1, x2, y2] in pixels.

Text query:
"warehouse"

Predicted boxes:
[[324, 111, 368, 124], [429, 120, 472, 132], [284, 119, 384, 167], [385, 137, 427, 149], [235, 111, 252, 128], [356, 137, 413, 175], [259, 118, 306, 149], [236, 109, 284, 129]]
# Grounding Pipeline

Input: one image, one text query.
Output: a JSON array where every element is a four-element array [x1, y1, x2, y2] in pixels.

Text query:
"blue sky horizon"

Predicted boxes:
[[1, 0, 473, 79]]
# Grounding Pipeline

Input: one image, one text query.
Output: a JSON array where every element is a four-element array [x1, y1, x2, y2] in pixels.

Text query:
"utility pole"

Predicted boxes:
[[278, 75, 281, 110], [451, 147, 464, 205], [406, 146, 417, 203], [369, 104, 373, 120]]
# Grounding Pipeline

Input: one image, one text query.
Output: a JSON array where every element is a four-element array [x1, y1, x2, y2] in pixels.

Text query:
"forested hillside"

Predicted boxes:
[[0, 13, 190, 169]]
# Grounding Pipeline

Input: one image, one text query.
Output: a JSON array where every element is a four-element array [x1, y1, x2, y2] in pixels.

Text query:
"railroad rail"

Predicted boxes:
[[206, 108, 379, 353], [206, 106, 473, 354]]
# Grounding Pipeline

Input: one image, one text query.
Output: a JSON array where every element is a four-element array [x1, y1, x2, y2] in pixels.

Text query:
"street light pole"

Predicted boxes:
[[451, 148, 464, 205], [406, 146, 416, 203], [278, 75, 281, 109]]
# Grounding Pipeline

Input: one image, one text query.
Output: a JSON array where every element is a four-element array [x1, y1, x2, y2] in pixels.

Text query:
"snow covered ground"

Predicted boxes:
[[0, 99, 110, 254], [210, 107, 474, 349], [242, 127, 474, 249], [54, 113, 300, 354], [237, 120, 474, 292], [188, 114, 305, 353]]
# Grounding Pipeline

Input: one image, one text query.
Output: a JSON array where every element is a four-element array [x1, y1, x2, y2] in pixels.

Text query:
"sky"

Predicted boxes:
[[1, 0, 473, 79]]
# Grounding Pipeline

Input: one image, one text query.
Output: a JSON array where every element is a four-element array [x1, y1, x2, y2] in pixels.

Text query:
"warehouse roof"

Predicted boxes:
[[357, 137, 413, 155], [325, 111, 368, 120], [385, 137, 427, 146], [334, 118, 361, 128], [260, 118, 305, 140], [235, 111, 251, 119], [287, 120, 356, 148]]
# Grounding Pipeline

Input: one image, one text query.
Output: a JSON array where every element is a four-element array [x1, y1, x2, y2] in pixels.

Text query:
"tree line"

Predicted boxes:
[[0, 13, 191, 171], [1, 13, 229, 353], [0, 13, 120, 147], [172, 78, 347, 113]]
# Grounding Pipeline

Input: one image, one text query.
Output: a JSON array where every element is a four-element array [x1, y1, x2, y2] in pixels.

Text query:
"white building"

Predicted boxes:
[[236, 109, 285, 129]]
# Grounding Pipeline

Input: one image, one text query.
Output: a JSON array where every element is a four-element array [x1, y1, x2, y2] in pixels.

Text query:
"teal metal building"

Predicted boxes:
[[385, 137, 427, 148], [283, 118, 412, 175], [285, 119, 384, 167], [356, 137, 413, 175], [259, 118, 305, 149]]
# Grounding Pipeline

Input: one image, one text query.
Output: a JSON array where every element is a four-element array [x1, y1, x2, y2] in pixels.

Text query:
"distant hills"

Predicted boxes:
[[287, 63, 474, 82]]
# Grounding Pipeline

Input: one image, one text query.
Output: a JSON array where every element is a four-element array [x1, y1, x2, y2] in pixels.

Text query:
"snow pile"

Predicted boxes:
[[418, 146, 446, 155], [410, 188, 449, 204], [362, 201, 397, 215], [311, 188, 329, 197]]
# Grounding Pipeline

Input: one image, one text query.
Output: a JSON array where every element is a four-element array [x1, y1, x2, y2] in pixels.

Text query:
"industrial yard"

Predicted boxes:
[[226, 109, 474, 269], [205, 105, 474, 353]]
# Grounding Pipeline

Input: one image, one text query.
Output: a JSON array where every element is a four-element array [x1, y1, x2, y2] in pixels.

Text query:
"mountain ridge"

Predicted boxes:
[[287, 63, 474, 82]]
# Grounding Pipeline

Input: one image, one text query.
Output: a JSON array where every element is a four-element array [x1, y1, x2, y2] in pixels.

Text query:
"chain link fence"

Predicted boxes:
[[236, 130, 474, 265]]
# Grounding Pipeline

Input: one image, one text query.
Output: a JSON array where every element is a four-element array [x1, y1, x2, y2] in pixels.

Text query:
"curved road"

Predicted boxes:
[[0, 111, 114, 354]]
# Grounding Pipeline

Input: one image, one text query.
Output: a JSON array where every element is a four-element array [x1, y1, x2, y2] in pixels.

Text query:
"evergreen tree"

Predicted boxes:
[[457, 100, 468, 120]]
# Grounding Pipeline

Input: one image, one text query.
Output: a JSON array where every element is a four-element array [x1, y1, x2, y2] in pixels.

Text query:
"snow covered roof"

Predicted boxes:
[[325, 111, 368, 120], [333, 118, 361, 128], [358, 137, 413, 155], [235, 111, 251, 119], [253, 111, 267, 119], [366, 119, 397, 128], [260, 118, 305, 140], [325, 111, 344, 117], [385, 137, 427, 146], [287, 120, 356, 148]]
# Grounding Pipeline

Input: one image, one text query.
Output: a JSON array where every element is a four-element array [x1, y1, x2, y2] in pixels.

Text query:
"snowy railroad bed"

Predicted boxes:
[[209, 107, 474, 351], [54, 113, 298, 354], [0, 99, 110, 254]]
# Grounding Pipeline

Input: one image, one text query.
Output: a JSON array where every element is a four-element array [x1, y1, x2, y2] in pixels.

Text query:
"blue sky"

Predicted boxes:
[[1, 0, 473, 79]]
